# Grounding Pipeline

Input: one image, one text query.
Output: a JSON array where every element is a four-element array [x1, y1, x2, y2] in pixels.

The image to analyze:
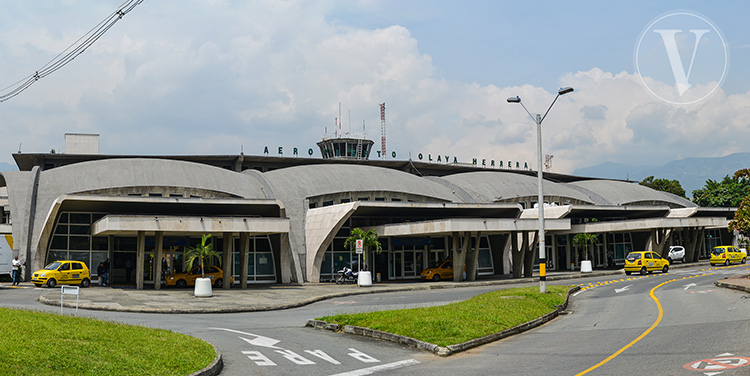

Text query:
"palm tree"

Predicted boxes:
[[344, 228, 383, 270], [573, 233, 599, 261], [185, 234, 221, 278]]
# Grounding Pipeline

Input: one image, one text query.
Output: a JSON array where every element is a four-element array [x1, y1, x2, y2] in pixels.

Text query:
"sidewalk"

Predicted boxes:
[[11, 263, 745, 314], [28, 269, 624, 313]]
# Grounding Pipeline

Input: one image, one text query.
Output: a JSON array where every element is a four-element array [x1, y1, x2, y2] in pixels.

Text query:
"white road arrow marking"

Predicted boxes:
[[703, 372, 723, 376], [329, 359, 420, 376], [684, 283, 698, 290], [210, 327, 282, 349], [615, 285, 632, 293]]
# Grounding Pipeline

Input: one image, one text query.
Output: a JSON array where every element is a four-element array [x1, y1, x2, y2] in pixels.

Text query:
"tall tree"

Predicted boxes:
[[185, 234, 221, 278], [573, 233, 599, 261], [344, 228, 383, 270], [639, 176, 686, 198], [692, 174, 750, 207], [729, 169, 750, 238]]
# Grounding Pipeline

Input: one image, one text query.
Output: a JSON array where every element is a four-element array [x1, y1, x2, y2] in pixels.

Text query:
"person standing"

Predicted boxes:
[[125, 259, 133, 283], [11, 256, 21, 286], [103, 258, 110, 286], [97, 262, 106, 286]]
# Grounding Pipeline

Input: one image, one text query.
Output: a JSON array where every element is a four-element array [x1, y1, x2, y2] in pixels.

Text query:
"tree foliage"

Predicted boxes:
[[185, 234, 221, 278], [344, 228, 383, 269], [639, 176, 686, 198], [573, 233, 598, 261], [692, 174, 750, 207], [728, 169, 750, 238]]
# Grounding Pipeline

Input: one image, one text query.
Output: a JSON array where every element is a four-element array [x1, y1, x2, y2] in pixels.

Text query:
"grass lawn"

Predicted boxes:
[[0, 307, 215, 376], [318, 285, 574, 347]]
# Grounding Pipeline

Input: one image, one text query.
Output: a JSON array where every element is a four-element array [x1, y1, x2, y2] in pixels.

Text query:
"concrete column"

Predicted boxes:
[[452, 232, 468, 282], [685, 227, 703, 262], [280, 233, 294, 283], [136, 231, 145, 290], [466, 232, 480, 281], [154, 231, 163, 290], [240, 233, 250, 289], [107, 235, 114, 282], [451, 233, 460, 281], [488, 234, 508, 275], [223, 233, 233, 289], [511, 231, 522, 278], [649, 228, 671, 256], [522, 231, 535, 278]]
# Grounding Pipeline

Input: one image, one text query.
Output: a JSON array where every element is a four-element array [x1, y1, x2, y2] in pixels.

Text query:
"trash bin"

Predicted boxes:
[[376, 273, 381, 282]]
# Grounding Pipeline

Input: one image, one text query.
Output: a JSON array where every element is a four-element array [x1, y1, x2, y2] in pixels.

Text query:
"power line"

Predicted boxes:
[[0, 0, 145, 103]]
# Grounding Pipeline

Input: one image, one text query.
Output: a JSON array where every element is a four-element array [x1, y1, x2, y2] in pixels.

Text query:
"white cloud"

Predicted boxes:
[[1, 0, 749, 179]]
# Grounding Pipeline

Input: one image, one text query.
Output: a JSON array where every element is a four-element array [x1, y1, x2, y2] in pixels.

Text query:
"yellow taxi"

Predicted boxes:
[[165, 266, 233, 287], [420, 259, 455, 281], [31, 260, 91, 288], [624, 251, 669, 275], [710, 245, 747, 266]]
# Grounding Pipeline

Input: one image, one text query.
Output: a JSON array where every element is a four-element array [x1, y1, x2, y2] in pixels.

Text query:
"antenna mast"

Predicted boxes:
[[380, 103, 386, 159]]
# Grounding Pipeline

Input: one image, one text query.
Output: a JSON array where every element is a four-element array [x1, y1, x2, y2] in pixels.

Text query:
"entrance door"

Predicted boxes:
[[143, 252, 154, 284], [403, 252, 415, 277], [390, 252, 403, 279], [596, 244, 605, 267], [113, 252, 137, 284], [161, 249, 184, 277], [545, 242, 554, 270], [389, 250, 424, 279]]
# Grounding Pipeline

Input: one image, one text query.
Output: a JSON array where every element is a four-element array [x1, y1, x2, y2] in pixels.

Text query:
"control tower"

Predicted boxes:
[[316, 137, 374, 160]]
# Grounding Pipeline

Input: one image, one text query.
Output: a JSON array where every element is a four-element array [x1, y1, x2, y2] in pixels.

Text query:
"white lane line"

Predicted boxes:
[[328, 359, 421, 376]]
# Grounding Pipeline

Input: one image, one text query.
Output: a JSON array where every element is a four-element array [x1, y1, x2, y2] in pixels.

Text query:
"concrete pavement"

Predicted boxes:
[[6, 263, 744, 314], [27, 269, 625, 313]]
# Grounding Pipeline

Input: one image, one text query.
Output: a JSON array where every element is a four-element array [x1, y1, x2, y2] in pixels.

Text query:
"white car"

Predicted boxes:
[[667, 246, 686, 264]]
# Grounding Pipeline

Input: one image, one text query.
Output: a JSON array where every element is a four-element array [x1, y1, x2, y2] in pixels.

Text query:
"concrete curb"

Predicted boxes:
[[36, 270, 620, 313], [306, 285, 581, 356], [188, 344, 223, 376], [714, 276, 750, 294]]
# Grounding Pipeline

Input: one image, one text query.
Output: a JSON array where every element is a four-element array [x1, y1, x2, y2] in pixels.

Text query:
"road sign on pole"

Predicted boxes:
[[356, 239, 363, 254]]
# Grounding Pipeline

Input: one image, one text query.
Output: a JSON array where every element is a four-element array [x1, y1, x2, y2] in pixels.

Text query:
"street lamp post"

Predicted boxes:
[[507, 86, 574, 293]]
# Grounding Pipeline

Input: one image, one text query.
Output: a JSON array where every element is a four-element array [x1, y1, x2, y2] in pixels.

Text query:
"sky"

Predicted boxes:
[[0, 0, 748, 174]]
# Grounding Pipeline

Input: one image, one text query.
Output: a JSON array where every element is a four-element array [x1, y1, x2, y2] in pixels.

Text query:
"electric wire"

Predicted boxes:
[[0, 0, 144, 102]]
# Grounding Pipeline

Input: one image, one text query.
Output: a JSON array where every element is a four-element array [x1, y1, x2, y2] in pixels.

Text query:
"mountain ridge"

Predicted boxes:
[[573, 152, 750, 196]]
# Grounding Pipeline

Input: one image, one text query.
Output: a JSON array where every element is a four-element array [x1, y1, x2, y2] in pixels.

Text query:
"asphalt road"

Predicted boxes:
[[3, 264, 750, 376]]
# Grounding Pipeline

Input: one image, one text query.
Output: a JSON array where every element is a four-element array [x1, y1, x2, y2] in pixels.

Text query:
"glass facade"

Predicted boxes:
[[607, 232, 633, 261], [48, 212, 108, 275], [48, 211, 278, 284], [318, 216, 495, 281], [232, 235, 277, 283]]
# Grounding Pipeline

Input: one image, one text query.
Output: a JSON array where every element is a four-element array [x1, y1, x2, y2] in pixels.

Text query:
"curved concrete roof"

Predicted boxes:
[[567, 180, 696, 207], [261, 164, 459, 202], [437, 171, 597, 204], [39, 158, 269, 199]]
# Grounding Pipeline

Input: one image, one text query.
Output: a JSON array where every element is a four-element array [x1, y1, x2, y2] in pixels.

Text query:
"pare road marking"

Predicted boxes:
[[684, 353, 750, 371]]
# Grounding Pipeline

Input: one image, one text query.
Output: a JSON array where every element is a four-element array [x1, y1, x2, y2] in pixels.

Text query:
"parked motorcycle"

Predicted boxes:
[[335, 266, 358, 284]]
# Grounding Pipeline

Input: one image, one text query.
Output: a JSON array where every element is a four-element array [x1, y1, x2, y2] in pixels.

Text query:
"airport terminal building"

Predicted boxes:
[[0, 134, 736, 289]]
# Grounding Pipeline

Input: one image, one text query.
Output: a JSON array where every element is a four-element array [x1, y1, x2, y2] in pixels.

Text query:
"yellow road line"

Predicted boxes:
[[575, 276, 694, 375]]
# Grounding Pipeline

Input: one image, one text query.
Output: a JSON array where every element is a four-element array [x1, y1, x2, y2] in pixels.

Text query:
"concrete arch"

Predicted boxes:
[[567, 180, 695, 208], [305, 202, 360, 282], [438, 171, 597, 204]]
